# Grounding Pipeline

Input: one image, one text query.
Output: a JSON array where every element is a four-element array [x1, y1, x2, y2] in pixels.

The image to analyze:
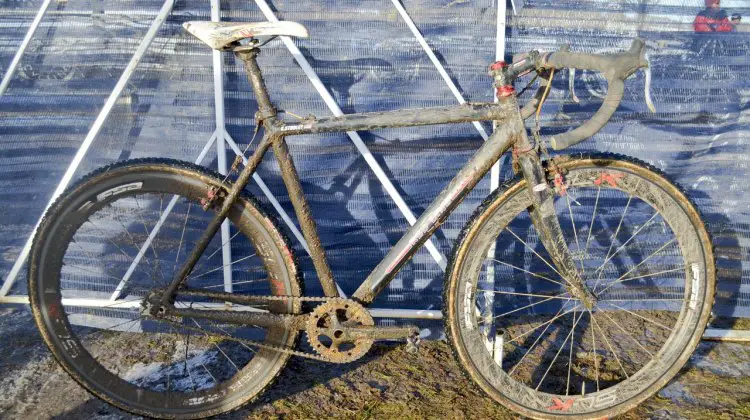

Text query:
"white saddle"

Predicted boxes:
[[183, 21, 309, 50]]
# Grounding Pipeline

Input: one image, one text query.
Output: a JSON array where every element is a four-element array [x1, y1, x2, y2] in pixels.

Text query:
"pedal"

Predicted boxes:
[[406, 332, 421, 354]]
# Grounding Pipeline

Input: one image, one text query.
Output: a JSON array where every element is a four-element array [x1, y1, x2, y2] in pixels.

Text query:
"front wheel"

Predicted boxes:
[[445, 154, 715, 419], [28, 159, 303, 419]]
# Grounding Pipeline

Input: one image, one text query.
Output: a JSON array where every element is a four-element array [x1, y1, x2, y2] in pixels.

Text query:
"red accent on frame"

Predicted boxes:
[[496, 85, 515, 98], [489, 61, 508, 71]]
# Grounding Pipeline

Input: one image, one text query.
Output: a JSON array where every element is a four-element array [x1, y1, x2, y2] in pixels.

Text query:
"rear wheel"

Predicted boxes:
[[445, 155, 715, 419], [28, 159, 302, 419]]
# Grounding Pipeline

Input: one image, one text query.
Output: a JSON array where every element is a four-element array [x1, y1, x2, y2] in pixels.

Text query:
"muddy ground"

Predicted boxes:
[[2, 306, 750, 419]]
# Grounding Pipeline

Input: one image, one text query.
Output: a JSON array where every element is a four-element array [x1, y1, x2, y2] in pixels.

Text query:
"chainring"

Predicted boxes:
[[306, 298, 374, 363]]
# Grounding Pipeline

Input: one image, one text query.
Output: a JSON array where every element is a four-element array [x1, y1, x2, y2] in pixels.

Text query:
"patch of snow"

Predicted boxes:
[[658, 382, 697, 404], [123, 348, 219, 392]]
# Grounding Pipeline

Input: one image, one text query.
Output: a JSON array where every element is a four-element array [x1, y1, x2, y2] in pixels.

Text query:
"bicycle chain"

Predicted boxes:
[[162, 294, 340, 362]]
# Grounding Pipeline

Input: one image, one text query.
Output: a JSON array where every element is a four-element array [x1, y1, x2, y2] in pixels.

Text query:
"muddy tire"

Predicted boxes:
[[444, 154, 715, 419], [28, 159, 302, 419]]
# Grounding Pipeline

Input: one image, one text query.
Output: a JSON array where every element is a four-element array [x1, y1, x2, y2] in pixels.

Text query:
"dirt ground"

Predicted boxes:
[[2, 306, 750, 419]]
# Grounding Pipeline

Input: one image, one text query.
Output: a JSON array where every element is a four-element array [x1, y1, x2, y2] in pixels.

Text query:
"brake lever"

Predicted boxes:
[[556, 43, 581, 104], [568, 68, 580, 104], [643, 52, 656, 113]]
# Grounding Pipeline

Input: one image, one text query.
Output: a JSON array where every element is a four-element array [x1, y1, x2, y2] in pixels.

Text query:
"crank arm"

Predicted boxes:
[[346, 325, 419, 341]]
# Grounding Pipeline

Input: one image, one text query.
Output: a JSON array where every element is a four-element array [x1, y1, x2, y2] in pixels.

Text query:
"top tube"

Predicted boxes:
[[278, 102, 514, 136]]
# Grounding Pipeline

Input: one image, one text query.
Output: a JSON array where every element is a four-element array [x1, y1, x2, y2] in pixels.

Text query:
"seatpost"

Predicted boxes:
[[235, 47, 277, 121]]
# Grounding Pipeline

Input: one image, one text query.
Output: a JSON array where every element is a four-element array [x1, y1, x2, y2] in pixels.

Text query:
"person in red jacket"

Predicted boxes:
[[694, 0, 741, 33]]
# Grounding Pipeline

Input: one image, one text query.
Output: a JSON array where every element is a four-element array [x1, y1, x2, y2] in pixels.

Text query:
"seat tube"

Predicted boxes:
[[272, 137, 340, 298], [235, 48, 276, 120]]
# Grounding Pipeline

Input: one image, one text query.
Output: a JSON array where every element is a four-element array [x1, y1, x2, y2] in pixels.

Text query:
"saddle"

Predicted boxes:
[[183, 21, 308, 50]]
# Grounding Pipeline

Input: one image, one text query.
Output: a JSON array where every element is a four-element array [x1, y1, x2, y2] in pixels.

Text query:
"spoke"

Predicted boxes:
[[583, 186, 601, 260], [505, 227, 567, 283], [184, 329, 198, 391], [188, 299, 269, 312], [189, 253, 257, 281], [535, 309, 583, 391], [589, 311, 629, 379], [507, 304, 579, 345], [592, 195, 632, 286], [163, 321, 200, 392], [598, 309, 654, 358], [565, 194, 584, 274], [174, 201, 193, 273], [199, 359, 218, 387], [81, 317, 141, 340], [602, 301, 673, 332], [78, 221, 149, 276], [75, 296, 146, 311], [97, 210, 141, 253], [83, 217, 164, 300], [134, 197, 161, 259], [134, 197, 167, 285], [63, 262, 129, 283], [477, 289, 573, 300], [188, 318, 219, 386], [61, 286, 147, 312], [208, 319, 257, 355], [508, 298, 573, 376], [213, 341, 240, 372], [491, 292, 569, 320], [597, 266, 685, 296], [158, 193, 165, 254], [490, 259, 565, 287], [566, 307, 579, 396], [587, 309, 600, 391], [69, 239, 129, 282], [203, 278, 266, 289], [593, 211, 661, 290], [84, 218, 157, 279], [596, 211, 660, 274], [203, 229, 243, 263], [596, 241, 678, 295], [600, 298, 682, 302], [109, 209, 162, 286]]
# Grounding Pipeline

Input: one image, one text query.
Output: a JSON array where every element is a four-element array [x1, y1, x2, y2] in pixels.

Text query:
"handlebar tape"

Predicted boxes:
[[550, 79, 624, 150], [538, 39, 647, 150]]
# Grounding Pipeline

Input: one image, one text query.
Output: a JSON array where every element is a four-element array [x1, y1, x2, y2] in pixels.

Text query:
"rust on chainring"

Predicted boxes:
[[306, 298, 375, 363]]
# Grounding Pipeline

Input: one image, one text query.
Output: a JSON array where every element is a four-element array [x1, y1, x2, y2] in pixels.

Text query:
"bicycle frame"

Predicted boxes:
[[159, 47, 593, 325]]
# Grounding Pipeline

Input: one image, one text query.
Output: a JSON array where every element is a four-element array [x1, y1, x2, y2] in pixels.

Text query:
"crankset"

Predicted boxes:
[[306, 298, 419, 363], [142, 291, 419, 363]]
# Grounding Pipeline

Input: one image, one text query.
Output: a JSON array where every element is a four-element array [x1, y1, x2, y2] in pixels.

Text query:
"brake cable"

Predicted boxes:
[[530, 68, 568, 195]]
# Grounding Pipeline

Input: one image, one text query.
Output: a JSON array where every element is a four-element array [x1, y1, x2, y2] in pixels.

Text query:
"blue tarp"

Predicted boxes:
[[0, 0, 748, 317]]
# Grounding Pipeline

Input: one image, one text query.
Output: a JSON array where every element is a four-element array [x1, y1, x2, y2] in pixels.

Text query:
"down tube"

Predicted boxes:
[[352, 119, 522, 304]]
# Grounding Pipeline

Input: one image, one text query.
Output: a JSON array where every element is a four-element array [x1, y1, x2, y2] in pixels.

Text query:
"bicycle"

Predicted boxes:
[[27, 20, 715, 419]]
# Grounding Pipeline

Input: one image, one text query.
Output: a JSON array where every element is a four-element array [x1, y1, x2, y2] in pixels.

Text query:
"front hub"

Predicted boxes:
[[565, 276, 597, 310]]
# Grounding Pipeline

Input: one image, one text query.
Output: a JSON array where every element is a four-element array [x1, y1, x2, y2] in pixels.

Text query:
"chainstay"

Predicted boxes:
[[176, 290, 335, 304], [164, 294, 342, 362], [160, 315, 335, 362]]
